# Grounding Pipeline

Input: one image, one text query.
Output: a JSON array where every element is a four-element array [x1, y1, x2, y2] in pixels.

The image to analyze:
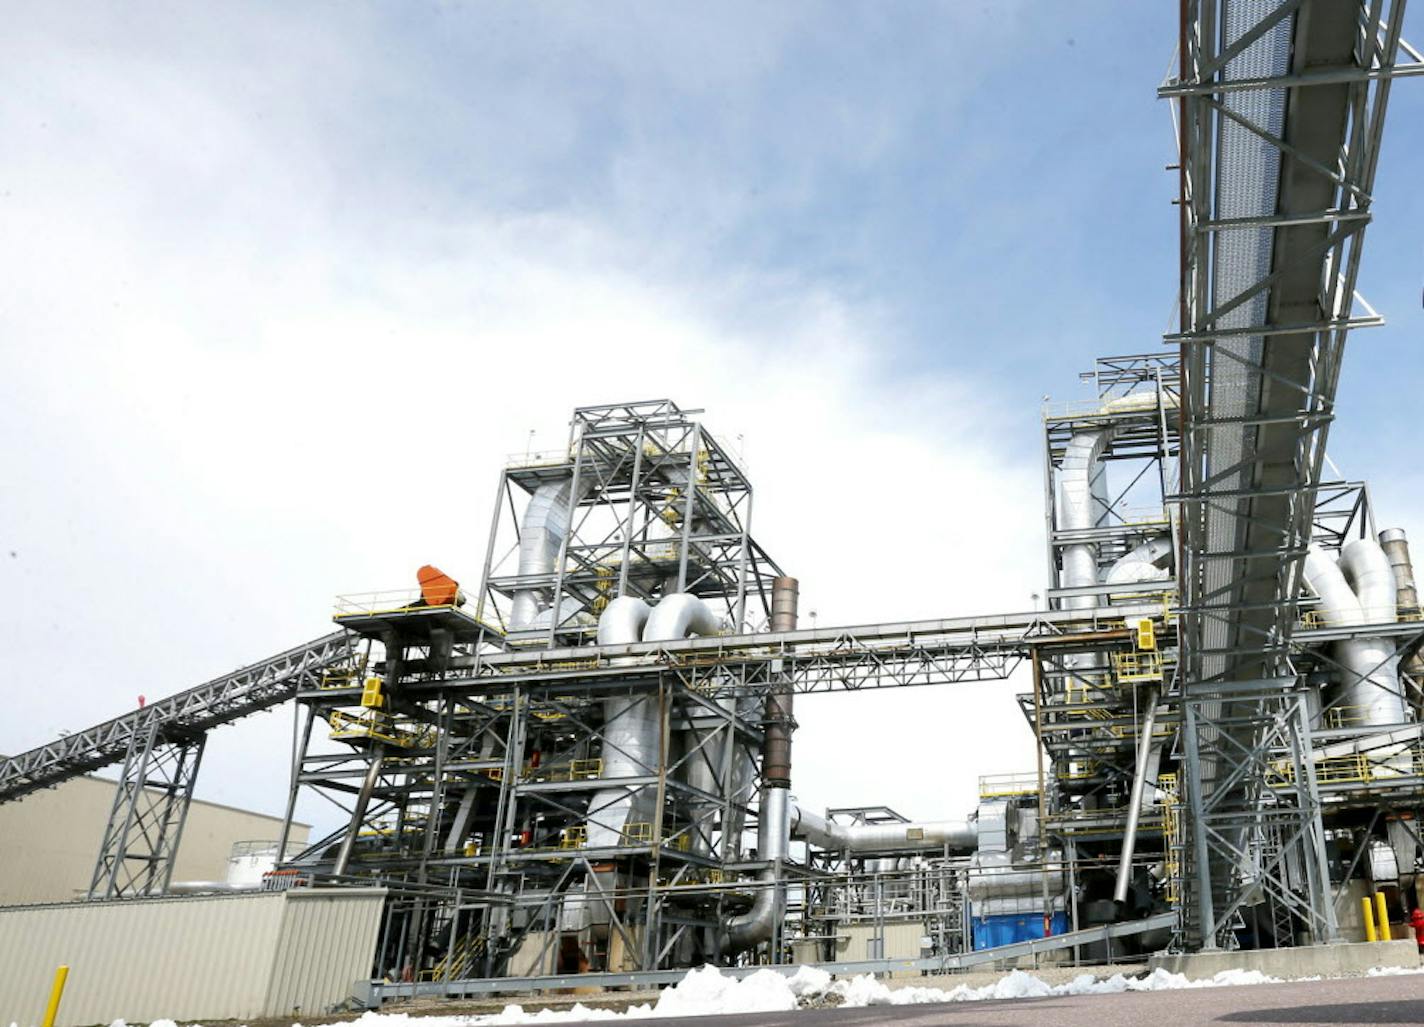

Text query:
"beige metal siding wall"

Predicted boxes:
[[834, 922, 926, 962], [263, 889, 386, 1017], [0, 775, 310, 906], [0, 892, 287, 1027], [0, 889, 383, 1027]]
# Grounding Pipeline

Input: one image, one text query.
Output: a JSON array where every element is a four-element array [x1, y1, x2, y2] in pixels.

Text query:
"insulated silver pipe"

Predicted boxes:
[[723, 577, 799, 951], [723, 787, 788, 950], [585, 597, 654, 848], [1305, 542, 1406, 726], [510, 479, 578, 629], [1113, 685, 1160, 904], [790, 805, 976, 853]]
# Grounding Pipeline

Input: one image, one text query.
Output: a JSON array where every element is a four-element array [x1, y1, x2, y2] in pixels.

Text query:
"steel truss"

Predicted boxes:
[[0, 631, 354, 804], [1167, 0, 1418, 948], [284, 602, 1145, 977], [87, 720, 206, 899], [477, 400, 780, 647]]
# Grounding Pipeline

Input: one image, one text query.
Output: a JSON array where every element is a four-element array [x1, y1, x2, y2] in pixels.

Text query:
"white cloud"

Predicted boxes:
[[0, 4, 1042, 831]]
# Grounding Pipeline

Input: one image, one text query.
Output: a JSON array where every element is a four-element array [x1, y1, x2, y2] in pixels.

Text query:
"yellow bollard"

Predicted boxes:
[[1375, 892, 1391, 942], [1363, 896, 1378, 942], [40, 965, 68, 1027]]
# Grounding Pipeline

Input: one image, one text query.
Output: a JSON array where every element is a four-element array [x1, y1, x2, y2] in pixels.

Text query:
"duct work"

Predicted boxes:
[[967, 801, 1065, 922], [790, 806, 976, 853], [584, 596, 658, 849], [1058, 403, 1177, 907], [1055, 391, 1179, 607], [722, 576, 800, 951], [1304, 541, 1407, 728], [510, 478, 583, 632]]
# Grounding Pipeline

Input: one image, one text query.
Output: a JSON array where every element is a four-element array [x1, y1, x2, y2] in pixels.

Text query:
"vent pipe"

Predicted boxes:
[[789, 805, 976, 853], [722, 576, 798, 951], [1380, 529, 1424, 716]]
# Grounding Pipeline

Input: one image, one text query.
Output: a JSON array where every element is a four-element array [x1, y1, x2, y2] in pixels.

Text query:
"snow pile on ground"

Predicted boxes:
[[320, 965, 830, 1026], [77, 961, 1418, 1027], [825, 966, 1279, 1007], [1367, 964, 1424, 977]]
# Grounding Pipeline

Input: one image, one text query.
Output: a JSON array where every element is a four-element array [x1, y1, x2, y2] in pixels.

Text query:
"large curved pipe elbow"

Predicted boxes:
[[1105, 536, 1175, 585], [597, 595, 652, 647], [1340, 539, 1400, 625], [644, 593, 725, 643], [723, 788, 788, 951], [1304, 543, 1405, 727]]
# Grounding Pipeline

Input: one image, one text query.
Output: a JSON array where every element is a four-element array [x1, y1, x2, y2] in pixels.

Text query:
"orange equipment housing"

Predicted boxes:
[[416, 564, 460, 607]]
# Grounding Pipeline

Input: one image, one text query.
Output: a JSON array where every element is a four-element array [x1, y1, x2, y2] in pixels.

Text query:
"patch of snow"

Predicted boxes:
[[118, 956, 1410, 1027], [1367, 964, 1424, 976]]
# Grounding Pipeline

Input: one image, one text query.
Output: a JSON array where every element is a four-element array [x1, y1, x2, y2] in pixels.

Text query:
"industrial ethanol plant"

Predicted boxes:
[[3, 0, 1424, 1015]]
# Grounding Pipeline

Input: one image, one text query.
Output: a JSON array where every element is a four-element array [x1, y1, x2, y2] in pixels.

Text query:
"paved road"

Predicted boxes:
[[646, 974, 1424, 1026]]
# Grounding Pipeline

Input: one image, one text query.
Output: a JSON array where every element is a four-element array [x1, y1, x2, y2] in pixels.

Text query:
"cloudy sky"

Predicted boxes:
[[3, 4, 1422, 839]]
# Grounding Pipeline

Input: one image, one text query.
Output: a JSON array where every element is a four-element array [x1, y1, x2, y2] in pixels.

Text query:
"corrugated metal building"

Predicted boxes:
[[0, 889, 385, 1026], [0, 773, 310, 905]]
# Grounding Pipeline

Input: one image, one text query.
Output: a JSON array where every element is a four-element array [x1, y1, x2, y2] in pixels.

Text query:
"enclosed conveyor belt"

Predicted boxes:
[[0, 631, 353, 803], [1167, 0, 1419, 946]]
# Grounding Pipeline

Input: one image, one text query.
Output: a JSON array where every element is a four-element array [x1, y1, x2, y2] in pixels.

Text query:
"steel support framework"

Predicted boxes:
[[87, 720, 206, 899], [477, 400, 780, 646], [1167, 0, 1417, 948]]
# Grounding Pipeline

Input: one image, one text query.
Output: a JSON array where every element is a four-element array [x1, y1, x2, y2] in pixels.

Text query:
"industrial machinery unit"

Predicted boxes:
[[2, 0, 1423, 1001]]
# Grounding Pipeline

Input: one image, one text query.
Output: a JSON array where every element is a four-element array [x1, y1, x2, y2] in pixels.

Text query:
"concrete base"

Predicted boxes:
[[1150, 940, 1419, 979]]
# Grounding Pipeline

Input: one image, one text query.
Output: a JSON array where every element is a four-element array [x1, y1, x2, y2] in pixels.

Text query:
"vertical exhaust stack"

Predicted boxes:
[[763, 577, 799, 787], [723, 575, 798, 951], [1380, 529, 1424, 717]]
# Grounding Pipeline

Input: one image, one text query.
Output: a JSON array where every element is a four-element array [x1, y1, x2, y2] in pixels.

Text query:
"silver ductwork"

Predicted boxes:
[[1058, 429, 1113, 607], [722, 576, 800, 951], [1114, 684, 1162, 904], [1105, 536, 1175, 585], [511, 479, 579, 630], [790, 805, 977, 853], [1304, 541, 1407, 727], [968, 800, 1064, 917], [586, 594, 724, 850], [1056, 391, 1179, 606], [645, 595, 726, 858], [722, 787, 788, 951], [584, 596, 655, 849]]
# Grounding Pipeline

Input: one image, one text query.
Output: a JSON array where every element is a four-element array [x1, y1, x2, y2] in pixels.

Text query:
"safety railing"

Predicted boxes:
[[506, 447, 574, 468], [978, 772, 1041, 798], [1112, 651, 1165, 684], [527, 758, 604, 783], [327, 709, 434, 749], [332, 588, 504, 636], [1268, 745, 1424, 788]]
